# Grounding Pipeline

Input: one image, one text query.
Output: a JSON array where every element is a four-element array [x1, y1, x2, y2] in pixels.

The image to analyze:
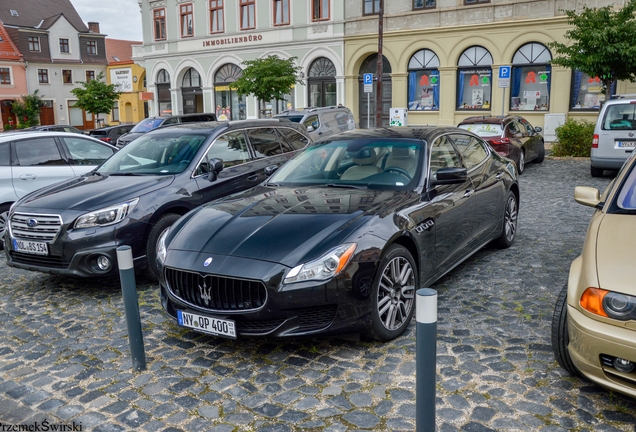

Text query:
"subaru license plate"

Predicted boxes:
[[12, 238, 48, 255], [177, 310, 236, 339]]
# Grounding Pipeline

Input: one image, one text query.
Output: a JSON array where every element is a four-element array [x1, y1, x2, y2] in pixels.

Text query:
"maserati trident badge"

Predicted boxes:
[[199, 281, 212, 306]]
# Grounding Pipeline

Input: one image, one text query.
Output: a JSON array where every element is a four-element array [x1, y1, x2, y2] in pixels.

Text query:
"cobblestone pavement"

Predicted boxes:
[[1, 158, 636, 432]]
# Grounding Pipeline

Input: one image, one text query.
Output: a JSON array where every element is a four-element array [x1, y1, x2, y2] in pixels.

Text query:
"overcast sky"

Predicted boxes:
[[71, 0, 143, 41]]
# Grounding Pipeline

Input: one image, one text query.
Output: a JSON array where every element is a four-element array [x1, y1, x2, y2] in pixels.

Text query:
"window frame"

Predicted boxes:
[[62, 69, 73, 84], [59, 38, 69, 53], [0, 68, 10, 85], [273, 0, 290, 26], [85, 70, 95, 82], [464, 0, 490, 4], [180, 3, 194, 38], [240, 0, 256, 30], [408, 49, 441, 111], [569, 70, 615, 111], [28, 36, 40, 52], [38, 69, 49, 84], [153, 8, 167, 41], [363, 0, 381, 16], [413, 0, 436, 9], [86, 41, 97, 55], [209, 0, 225, 34], [311, 0, 330, 22]]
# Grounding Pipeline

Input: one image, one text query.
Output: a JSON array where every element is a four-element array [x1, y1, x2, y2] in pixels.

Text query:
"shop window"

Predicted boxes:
[[240, 0, 255, 30], [457, 46, 492, 110], [308, 57, 337, 108], [570, 71, 616, 110], [408, 49, 440, 111], [312, 0, 329, 21], [87, 41, 97, 55], [510, 42, 551, 111], [38, 69, 49, 84], [154, 8, 167, 40], [0, 68, 10, 85], [62, 70, 73, 84], [28, 36, 40, 52], [214, 64, 246, 120], [60, 38, 69, 53], [413, 0, 435, 9], [180, 3, 194, 37], [156, 69, 172, 115], [209, 0, 224, 33], [364, 0, 381, 15], [273, 0, 290, 26]]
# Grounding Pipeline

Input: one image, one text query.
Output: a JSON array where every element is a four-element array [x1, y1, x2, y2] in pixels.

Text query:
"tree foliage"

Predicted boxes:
[[11, 90, 45, 128], [70, 72, 122, 116], [230, 55, 301, 111], [549, 0, 636, 101]]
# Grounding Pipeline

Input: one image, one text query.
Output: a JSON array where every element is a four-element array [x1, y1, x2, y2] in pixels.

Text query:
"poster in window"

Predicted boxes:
[[472, 89, 483, 107]]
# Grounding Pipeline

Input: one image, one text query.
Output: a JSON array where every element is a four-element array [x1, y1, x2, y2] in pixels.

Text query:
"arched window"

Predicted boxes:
[[214, 64, 246, 120], [181, 68, 201, 88], [156, 69, 171, 115], [457, 46, 492, 110], [408, 49, 440, 111], [181, 68, 202, 114], [511, 43, 551, 111], [308, 57, 337, 107]]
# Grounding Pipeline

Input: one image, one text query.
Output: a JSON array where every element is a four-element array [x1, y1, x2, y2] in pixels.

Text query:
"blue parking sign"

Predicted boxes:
[[499, 66, 511, 80], [363, 73, 373, 85]]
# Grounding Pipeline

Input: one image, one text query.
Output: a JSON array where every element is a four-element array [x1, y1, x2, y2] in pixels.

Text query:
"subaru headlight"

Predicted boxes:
[[74, 198, 139, 229], [284, 243, 356, 284], [156, 227, 170, 266]]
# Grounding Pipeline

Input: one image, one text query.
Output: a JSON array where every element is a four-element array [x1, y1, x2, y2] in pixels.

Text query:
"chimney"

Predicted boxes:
[[88, 22, 100, 33]]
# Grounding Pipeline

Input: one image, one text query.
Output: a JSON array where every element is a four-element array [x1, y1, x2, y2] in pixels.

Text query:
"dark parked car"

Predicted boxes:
[[19, 125, 85, 134], [89, 124, 136, 144], [116, 113, 217, 148], [157, 127, 519, 341], [4, 119, 311, 279], [458, 115, 545, 174]]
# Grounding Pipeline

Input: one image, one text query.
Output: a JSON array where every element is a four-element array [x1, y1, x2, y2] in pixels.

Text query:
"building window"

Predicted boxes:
[[0, 68, 10, 84], [214, 63, 247, 120], [457, 46, 493, 110], [510, 42, 551, 111], [240, 0, 255, 30], [59, 38, 69, 53], [62, 70, 73, 84], [154, 8, 167, 40], [28, 36, 40, 52], [413, 0, 435, 8], [111, 103, 120, 122], [465, 0, 490, 4], [210, 0, 224, 33], [156, 69, 172, 116], [408, 49, 440, 111], [86, 70, 95, 82], [311, 0, 329, 21], [180, 3, 194, 37], [364, 0, 381, 15], [308, 57, 337, 107], [570, 71, 615, 110], [38, 69, 49, 84], [87, 41, 97, 55], [273, 0, 290, 26]]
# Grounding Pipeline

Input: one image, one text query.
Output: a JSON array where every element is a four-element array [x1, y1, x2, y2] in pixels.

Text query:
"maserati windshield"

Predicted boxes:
[[268, 138, 423, 190], [97, 133, 208, 175]]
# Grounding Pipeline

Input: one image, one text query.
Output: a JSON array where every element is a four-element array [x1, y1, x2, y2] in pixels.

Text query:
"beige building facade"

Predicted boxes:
[[343, 0, 636, 132]]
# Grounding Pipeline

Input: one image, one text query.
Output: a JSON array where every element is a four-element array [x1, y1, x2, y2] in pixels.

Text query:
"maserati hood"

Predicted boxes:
[[167, 186, 408, 267], [16, 174, 175, 212]]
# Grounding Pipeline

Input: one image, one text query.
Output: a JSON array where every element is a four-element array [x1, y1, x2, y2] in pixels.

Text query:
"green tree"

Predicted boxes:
[[70, 72, 122, 125], [11, 90, 45, 128], [549, 0, 636, 102], [230, 55, 301, 115]]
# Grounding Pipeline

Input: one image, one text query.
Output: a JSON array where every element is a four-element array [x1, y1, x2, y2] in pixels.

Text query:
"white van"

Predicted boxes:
[[591, 95, 636, 177], [273, 106, 356, 140]]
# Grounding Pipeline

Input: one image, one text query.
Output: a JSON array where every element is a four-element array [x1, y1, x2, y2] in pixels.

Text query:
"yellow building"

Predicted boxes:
[[105, 38, 147, 125], [343, 1, 636, 136]]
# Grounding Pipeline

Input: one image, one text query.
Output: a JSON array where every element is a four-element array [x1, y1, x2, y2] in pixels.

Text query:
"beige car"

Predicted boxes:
[[552, 153, 636, 398]]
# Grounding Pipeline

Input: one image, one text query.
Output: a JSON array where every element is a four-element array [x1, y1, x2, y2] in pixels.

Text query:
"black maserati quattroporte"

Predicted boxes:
[[158, 127, 519, 341]]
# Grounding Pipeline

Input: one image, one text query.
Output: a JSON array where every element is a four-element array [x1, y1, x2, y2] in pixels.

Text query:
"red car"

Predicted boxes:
[[458, 115, 545, 174]]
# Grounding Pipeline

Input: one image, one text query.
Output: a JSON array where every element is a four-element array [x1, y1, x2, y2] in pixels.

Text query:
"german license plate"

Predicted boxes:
[[177, 310, 236, 339], [617, 141, 636, 148], [12, 238, 48, 255]]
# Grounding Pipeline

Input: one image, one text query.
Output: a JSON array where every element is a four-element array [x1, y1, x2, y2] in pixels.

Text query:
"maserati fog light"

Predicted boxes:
[[613, 357, 635, 373], [96, 255, 111, 271]]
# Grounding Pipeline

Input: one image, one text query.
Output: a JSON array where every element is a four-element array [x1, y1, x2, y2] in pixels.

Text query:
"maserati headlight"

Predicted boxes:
[[156, 228, 170, 265], [284, 243, 356, 284], [74, 198, 139, 229]]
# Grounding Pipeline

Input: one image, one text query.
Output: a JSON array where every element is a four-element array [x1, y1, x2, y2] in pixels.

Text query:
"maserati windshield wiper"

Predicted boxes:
[[325, 183, 367, 189]]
